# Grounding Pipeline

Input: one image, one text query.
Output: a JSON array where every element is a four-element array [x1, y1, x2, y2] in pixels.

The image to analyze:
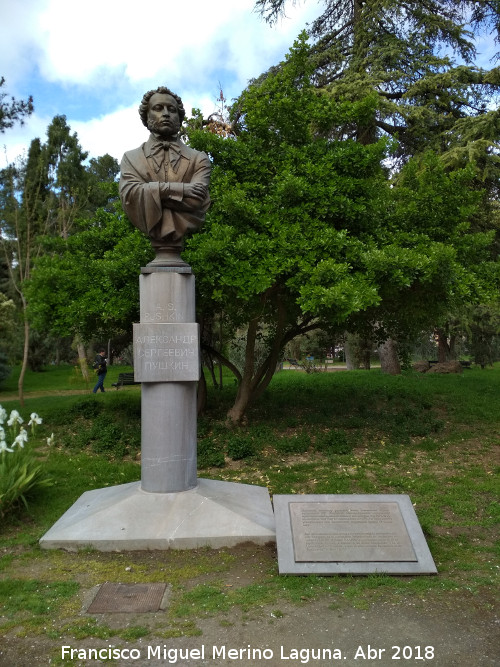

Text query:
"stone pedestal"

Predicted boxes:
[[135, 267, 198, 492], [39, 263, 276, 552], [39, 480, 275, 551]]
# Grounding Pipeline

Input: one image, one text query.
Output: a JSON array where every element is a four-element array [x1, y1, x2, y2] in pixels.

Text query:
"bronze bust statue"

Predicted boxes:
[[119, 86, 211, 266]]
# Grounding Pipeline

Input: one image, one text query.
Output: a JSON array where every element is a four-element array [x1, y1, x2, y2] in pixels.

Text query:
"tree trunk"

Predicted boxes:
[[226, 316, 259, 425], [18, 303, 29, 407], [226, 377, 253, 425], [197, 370, 207, 415], [202, 351, 219, 388], [436, 328, 456, 362], [75, 337, 90, 383], [345, 332, 371, 370], [378, 338, 401, 375]]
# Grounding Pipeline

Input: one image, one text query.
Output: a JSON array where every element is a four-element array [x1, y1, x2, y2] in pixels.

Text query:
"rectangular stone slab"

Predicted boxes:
[[274, 494, 437, 575], [133, 322, 200, 381]]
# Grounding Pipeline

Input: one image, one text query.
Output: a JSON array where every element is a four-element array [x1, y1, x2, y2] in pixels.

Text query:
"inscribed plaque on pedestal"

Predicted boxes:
[[133, 322, 200, 382]]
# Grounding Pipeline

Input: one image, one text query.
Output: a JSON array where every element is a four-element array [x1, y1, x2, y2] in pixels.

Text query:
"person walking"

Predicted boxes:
[[92, 349, 107, 393]]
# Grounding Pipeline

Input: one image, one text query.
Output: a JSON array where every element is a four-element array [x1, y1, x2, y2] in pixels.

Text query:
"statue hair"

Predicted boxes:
[[139, 87, 186, 126]]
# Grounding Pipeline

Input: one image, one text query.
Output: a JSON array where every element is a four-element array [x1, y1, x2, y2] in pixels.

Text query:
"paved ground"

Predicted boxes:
[[1, 589, 498, 666]]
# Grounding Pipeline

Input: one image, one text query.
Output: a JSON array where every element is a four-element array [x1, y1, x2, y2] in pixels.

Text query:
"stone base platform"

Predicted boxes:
[[39, 478, 276, 551]]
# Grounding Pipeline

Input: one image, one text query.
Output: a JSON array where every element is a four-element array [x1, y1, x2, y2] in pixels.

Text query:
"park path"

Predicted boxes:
[[0, 388, 92, 402]]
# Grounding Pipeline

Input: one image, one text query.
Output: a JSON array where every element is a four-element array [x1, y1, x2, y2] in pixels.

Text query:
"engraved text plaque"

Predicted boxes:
[[289, 501, 417, 562], [274, 495, 438, 575], [133, 322, 200, 382]]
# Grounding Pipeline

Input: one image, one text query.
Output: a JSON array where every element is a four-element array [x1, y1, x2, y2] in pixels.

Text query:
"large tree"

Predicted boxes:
[[255, 1, 499, 370], [343, 151, 498, 361], [26, 205, 152, 346], [185, 34, 497, 418], [0, 77, 33, 133], [1, 115, 120, 396], [184, 36, 406, 422], [255, 1, 499, 153], [0, 151, 50, 403]]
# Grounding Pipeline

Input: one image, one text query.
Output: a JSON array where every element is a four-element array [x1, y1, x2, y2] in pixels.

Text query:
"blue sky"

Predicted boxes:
[[1, 0, 497, 167], [0, 0, 319, 164]]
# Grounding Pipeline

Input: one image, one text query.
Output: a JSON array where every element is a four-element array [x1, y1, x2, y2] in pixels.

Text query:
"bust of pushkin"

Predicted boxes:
[[119, 86, 211, 266]]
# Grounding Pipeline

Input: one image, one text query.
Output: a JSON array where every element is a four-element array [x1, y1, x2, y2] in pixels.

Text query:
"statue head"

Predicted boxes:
[[139, 86, 186, 128]]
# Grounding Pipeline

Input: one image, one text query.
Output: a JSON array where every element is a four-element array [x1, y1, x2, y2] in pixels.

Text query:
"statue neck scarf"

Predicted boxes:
[[149, 139, 182, 173]]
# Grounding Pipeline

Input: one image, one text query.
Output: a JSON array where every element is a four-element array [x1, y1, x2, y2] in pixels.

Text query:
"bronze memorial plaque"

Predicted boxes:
[[273, 494, 437, 575], [289, 501, 417, 562], [133, 322, 200, 382]]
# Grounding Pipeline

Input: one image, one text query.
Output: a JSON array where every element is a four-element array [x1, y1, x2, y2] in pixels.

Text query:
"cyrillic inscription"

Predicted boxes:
[[133, 323, 200, 382], [289, 502, 417, 562]]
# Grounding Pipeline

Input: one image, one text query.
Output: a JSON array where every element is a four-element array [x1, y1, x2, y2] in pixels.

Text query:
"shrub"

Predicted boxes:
[[226, 435, 257, 460], [69, 398, 102, 419], [315, 430, 353, 455], [197, 438, 225, 468], [275, 432, 311, 454], [70, 415, 129, 459], [0, 350, 11, 387]]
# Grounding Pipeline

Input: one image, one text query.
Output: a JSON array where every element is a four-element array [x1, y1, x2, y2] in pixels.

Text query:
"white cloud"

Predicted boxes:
[[33, 0, 315, 88], [0, 0, 319, 161], [0, 1, 48, 85]]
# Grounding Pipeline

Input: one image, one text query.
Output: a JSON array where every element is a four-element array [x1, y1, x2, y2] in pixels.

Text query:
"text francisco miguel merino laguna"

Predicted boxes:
[[61, 644, 348, 663]]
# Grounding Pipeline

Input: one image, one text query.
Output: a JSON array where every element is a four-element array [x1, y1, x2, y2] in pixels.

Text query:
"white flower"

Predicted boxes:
[[0, 406, 7, 424], [13, 428, 28, 448], [7, 410, 23, 427], [28, 413, 42, 426], [0, 440, 14, 453], [46, 433, 55, 447], [0, 426, 5, 441]]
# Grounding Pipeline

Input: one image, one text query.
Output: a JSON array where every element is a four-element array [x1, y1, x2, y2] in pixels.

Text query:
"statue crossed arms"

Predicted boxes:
[[119, 86, 211, 266]]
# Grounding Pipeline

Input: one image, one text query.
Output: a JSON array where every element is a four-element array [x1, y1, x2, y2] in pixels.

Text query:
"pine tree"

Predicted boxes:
[[255, 1, 499, 162], [0, 77, 33, 132]]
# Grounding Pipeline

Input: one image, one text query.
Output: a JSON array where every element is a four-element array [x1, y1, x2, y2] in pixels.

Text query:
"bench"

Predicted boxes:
[[111, 372, 141, 389], [285, 358, 320, 373], [428, 360, 472, 369]]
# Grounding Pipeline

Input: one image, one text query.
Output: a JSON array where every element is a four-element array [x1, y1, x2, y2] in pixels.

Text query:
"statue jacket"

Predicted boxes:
[[119, 134, 211, 244]]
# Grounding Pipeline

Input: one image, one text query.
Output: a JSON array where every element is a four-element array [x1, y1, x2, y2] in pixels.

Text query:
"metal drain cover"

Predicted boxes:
[[87, 582, 167, 613]]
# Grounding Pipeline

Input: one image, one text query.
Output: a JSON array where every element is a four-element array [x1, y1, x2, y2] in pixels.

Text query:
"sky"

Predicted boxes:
[[0, 0, 320, 166]]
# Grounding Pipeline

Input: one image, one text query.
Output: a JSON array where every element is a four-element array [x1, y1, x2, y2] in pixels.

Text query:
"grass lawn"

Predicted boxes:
[[0, 363, 498, 659]]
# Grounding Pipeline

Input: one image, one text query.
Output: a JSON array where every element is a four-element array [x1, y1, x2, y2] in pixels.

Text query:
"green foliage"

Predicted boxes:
[[0, 350, 11, 387], [255, 1, 500, 165], [0, 76, 33, 133], [0, 403, 52, 518], [346, 152, 499, 342], [0, 579, 78, 615], [58, 397, 140, 460], [275, 431, 311, 454], [464, 301, 500, 366], [197, 437, 225, 468], [0, 446, 53, 518], [185, 33, 497, 420], [184, 36, 390, 421], [315, 429, 353, 455], [226, 434, 258, 460], [27, 205, 153, 341]]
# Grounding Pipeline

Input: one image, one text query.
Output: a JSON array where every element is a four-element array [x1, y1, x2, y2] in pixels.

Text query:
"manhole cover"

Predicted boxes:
[[87, 582, 167, 613]]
